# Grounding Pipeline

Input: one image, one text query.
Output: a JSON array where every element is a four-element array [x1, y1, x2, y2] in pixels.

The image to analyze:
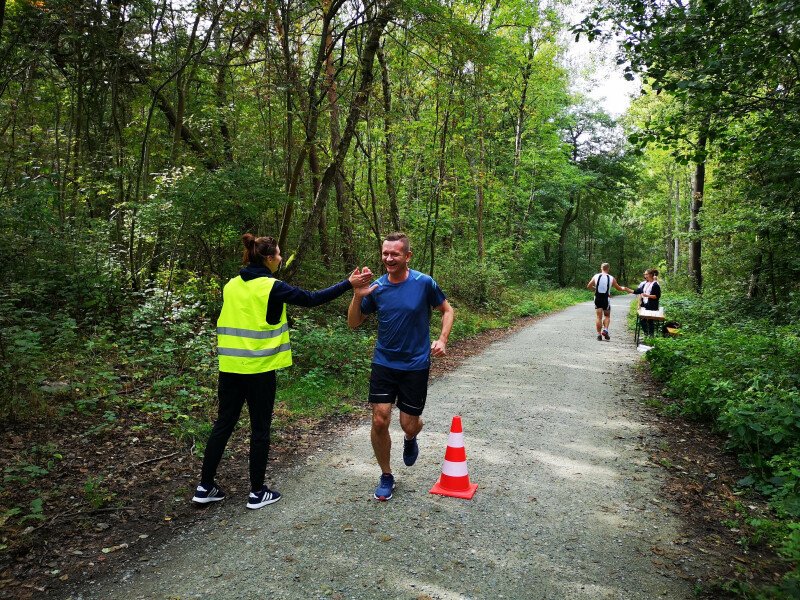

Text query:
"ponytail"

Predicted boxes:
[[241, 233, 278, 265]]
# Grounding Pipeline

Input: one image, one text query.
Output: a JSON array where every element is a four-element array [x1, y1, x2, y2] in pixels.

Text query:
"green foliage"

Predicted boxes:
[[279, 372, 365, 419], [1, 0, 796, 589], [274, 316, 374, 420], [83, 475, 115, 510], [148, 165, 287, 280], [2, 445, 62, 528], [21, 498, 45, 523], [509, 286, 591, 319], [0, 294, 47, 419], [435, 252, 509, 311], [443, 284, 588, 339], [645, 292, 800, 586], [289, 316, 374, 380]]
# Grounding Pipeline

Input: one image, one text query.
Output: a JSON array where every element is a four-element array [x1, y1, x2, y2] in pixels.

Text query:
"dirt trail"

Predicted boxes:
[[67, 296, 705, 599]]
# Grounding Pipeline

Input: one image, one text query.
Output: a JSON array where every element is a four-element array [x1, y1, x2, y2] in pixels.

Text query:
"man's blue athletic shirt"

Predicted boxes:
[[360, 269, 447, 371]]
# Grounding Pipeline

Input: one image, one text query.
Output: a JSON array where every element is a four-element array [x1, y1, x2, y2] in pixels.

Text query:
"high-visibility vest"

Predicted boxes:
[[216, 276, 292, 374]]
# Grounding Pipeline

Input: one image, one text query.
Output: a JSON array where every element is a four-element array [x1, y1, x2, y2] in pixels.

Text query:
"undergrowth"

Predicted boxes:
[[641, 291, 800, 596]]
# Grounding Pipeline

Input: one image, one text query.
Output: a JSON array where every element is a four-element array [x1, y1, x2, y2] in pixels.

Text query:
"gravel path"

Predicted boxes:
[[70, 296, 694, 599]]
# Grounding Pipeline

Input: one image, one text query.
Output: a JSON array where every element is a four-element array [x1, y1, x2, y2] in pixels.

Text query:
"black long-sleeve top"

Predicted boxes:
[[238, 264, 352, 325], [634, 280, 661, 311]]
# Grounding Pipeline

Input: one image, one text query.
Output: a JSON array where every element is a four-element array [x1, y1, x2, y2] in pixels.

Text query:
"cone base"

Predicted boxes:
[[429, 478, 478, 500]]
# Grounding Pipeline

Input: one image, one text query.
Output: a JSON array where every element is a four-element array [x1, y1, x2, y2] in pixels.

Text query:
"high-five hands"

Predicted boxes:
[[349, 267, 378, 297]]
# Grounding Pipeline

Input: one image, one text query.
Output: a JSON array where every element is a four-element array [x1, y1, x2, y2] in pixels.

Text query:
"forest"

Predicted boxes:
[[0, 0, 798, 596]]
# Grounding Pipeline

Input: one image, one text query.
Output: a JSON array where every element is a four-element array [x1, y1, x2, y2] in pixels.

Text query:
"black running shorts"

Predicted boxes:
[[368, 363, 430, 417], [594, 293, 611, 312]]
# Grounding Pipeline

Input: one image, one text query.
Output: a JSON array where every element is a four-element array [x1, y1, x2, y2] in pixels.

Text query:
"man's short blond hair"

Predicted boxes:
[[601, 262, 610, 272]]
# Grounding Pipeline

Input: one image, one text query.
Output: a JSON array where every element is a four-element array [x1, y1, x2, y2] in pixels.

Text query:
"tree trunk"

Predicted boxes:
[[323, 0, 356, 270], [0, 0, 6, 41], [557, 193, 580, 287], [513, 31, 535, 187], [766, 233, 778, 306], [673, 175, 680, 276], [747, 247, 763, 299], [430, 94, 452, 276], [277, 1, 341, 251], [309, 145, 331, 267], [664, 166, 674, 272], [377, 45, 400, 231], [215, 53, 234, 163], [689, 128, 707, 294], [475, 79, 485, 262], [284, 0, 397, 280]]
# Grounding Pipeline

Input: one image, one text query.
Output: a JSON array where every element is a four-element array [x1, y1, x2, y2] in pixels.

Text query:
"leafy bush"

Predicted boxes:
[[644, 292, 800, 586], [289, 316, 374, 378], [435, 251, 510, 310], [509, 285, 591, 319]]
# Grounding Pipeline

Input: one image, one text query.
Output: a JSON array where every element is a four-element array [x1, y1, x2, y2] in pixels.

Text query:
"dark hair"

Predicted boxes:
[[384, 231, 410, 254], [241, 233, 278, 265], [645, 268, 659, 277]]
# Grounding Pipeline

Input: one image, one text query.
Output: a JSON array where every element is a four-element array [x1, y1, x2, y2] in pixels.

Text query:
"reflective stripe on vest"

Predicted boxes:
[[216, 324, 289, 339], [217, 276, 292, 374], [218, 342, 292, 358]]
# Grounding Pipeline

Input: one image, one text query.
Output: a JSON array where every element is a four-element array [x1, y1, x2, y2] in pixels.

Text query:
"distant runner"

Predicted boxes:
[[348, 232, 454, 501], [587, 262, 632, 341]]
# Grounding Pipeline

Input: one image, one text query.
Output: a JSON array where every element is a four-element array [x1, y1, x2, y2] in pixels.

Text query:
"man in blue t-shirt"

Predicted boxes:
[[348, 232, 454, 501]]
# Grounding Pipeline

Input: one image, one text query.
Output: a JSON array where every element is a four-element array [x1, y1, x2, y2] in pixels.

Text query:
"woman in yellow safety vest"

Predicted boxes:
[[193, 233, 372, 509]]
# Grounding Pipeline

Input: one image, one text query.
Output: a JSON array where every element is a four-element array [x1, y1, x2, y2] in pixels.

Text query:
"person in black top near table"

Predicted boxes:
[[634, 268, 661, 337]]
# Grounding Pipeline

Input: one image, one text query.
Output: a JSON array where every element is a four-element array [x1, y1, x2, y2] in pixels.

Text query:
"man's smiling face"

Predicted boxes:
[[381, 240, 410, 279]]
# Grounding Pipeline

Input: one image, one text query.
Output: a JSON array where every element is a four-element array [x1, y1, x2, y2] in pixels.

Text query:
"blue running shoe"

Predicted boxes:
[[247, 485, 281, 509], [374, 473, 395, 501], [403, 436, 419, 466], [192, 483, 225, 504]]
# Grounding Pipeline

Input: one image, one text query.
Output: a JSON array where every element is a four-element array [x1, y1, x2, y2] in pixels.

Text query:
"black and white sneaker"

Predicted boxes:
[[597, 334, 603, 341], [247, 485, 281, 509], [602, 329, 610, 340], [192, 483, 225, 504]]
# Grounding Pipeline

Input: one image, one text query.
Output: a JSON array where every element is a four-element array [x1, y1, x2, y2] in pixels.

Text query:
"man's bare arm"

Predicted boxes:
[[347, 282, 377, 329], [430, 300, 454, 357]]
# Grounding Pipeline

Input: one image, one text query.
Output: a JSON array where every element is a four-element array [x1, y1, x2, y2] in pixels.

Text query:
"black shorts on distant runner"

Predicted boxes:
[[368, 363, 429, 417], [594, 293, 611, 312]]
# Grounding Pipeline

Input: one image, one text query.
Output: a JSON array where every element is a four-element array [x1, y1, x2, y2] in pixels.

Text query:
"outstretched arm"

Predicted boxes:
[[612, 279, 633, 293], [271, 268, 371, 308], [430, 300, 454, 357]]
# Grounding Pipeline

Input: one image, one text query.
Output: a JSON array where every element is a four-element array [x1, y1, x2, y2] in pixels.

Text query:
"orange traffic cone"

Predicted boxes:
[[430, 416, 478, 499]]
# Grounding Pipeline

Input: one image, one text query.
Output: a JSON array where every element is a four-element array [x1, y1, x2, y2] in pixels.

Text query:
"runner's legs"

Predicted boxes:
[[371, 403, 393, 473]]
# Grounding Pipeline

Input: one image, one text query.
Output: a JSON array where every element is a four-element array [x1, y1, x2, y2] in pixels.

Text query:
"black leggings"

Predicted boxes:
[[642, 301, 660, 336], [642, 319, 656, 336], [200, 371, 277, 492]]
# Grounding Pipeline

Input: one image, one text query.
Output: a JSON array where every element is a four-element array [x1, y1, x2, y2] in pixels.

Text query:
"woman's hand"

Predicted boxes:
[[349, 267, 374, 289]]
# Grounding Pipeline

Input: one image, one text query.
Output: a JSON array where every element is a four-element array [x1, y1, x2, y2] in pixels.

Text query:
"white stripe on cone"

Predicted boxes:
[[447, 432, 465, 447], [441, 460, 469, 477]]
